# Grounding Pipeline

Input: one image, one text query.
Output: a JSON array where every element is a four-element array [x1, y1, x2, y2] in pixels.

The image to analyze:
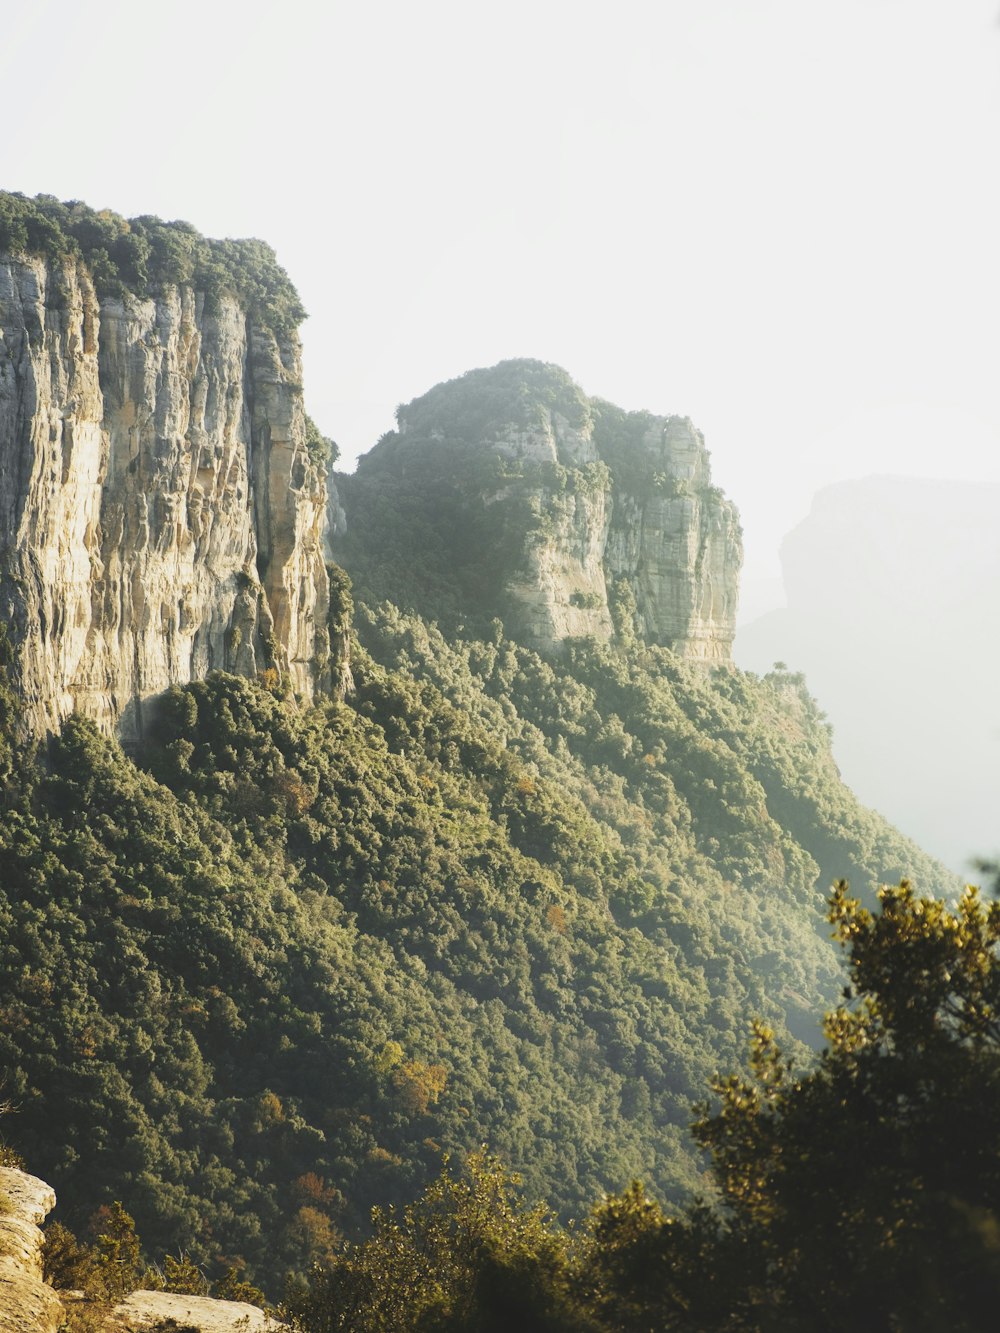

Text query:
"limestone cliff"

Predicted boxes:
[[0, 250, 330, 738], [335, 360, 741, 660], [0, 1165, 282, 1333]]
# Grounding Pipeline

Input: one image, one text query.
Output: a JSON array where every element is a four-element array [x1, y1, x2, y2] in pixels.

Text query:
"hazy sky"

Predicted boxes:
[[4, 0, 999, 585]]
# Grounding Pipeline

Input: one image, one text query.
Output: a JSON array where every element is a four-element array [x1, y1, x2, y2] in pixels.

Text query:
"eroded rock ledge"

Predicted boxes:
[[0, 1166, 63, 1333], [109, 1289, 283, 1331], [0, 1167, 284, 1333]]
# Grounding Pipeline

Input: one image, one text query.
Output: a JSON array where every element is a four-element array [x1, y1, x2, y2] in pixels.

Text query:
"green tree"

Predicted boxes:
[[592, 880, 1000, 1331], [90, 1201, 143, 1299]]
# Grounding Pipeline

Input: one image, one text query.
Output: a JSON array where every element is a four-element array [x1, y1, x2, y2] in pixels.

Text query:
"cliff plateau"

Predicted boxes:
[[0, 239, 329, 739], [335, 360, 741, 661]]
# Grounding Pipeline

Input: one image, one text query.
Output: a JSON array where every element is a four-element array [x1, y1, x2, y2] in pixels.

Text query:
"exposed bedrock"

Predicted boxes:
[[0, 253, 329, 738]]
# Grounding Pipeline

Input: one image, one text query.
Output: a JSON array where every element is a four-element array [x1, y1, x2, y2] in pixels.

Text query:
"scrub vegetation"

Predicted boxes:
[[0, 190, 305, 331]]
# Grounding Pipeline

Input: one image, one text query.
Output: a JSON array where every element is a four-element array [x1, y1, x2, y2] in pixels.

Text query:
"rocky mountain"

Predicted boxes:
[[334, 360, 741, 662], [0, 196, 330, 740], [735, 476, 1000, 875], [0, 196, 960, 1299]]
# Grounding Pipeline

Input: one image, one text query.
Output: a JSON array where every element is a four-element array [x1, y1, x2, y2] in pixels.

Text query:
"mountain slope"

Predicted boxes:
[[0, 352, 957, 1296], [0, 614, 952, 1293], [736, 476, 1000, 874]]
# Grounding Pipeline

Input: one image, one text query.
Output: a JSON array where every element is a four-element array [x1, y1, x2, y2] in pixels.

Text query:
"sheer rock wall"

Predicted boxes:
[[603, 416, 742, 662], [0, 253, 330, 738], [493, 407, 742, 660]]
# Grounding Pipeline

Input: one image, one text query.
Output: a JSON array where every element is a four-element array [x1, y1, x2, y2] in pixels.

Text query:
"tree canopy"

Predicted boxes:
[[589, 879, 1000, 1331], [286, 879, 1000, 1331]]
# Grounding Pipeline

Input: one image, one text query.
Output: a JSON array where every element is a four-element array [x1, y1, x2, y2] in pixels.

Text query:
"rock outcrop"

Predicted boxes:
[[734, 475, 1000, 874], [110, 1289, 283, 1331], [0, 251, 330, 739], [0, 1167, 62, 1333], [0, 1165, 284, 1333], [336, 360, 741, 660]]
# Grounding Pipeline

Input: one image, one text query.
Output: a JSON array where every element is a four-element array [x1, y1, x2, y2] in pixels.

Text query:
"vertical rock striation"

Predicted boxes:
[[0, 252, 329, 738], [336, 360, 742, 661]]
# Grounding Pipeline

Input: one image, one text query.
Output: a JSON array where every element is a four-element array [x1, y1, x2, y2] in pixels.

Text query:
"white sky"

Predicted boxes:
[[3, 0, 999, 584]]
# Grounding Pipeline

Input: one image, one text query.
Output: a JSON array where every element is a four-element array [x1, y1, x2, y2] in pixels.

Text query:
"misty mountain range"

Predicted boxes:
[[736, 474, 1000, 876]]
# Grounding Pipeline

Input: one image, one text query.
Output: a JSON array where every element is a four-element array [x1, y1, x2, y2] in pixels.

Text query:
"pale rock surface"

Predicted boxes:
[[0, 1167, 62, 1333], [479, 407, 740, 658], [502, 435, 615, 647], [604, 418, 742, 662], [0, 253, 330, 739], [323, 472, 347, 558], [108, 1289, 284, 1332], [493, 409, 600, 468]]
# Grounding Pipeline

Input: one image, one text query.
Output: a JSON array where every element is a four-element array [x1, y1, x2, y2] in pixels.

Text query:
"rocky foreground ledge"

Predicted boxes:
[[0, 1167, 63, 1333], [108, 1289, 283, 1331], [0, 1166, 283, 1333]]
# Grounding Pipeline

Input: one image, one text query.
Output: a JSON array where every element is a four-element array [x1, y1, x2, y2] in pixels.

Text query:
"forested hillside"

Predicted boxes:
[[0, 591, 952, 1294]]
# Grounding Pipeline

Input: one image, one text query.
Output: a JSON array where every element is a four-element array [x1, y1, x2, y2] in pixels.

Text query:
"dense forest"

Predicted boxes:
[[280, 877, 1000, 1331], [0, 585, 952, 1299]]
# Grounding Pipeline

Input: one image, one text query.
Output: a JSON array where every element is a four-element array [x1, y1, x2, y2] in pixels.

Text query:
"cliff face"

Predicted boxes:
[[336, 360, 741, 661], [602, 415, 742, 662], [0, 253, 330, 738], [735, 476, 1000, 874]]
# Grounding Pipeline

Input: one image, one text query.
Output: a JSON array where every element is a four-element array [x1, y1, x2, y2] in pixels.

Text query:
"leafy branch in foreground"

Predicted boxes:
[[288, 881, 1000, 1331], [634, 880, 1000, 1330]]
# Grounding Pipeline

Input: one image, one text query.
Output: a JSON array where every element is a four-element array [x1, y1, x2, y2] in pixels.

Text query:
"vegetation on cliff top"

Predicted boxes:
[[393, 360, 593, 443], [0, 191, 305, 331]]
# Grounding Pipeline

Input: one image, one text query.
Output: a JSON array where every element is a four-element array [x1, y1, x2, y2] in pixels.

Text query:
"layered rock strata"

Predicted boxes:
[[0, 253, 330, 738], [488, 407, 741, 659]]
